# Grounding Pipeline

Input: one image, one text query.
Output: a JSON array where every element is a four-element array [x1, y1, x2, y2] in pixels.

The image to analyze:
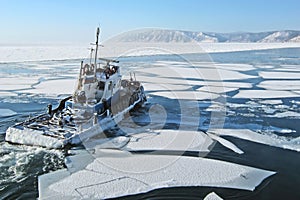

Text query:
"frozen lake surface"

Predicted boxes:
[[0, 47, 300, 199]]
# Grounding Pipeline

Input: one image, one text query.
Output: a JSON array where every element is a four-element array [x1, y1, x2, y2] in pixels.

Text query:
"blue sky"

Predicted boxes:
[[1, 0, 299, 44]]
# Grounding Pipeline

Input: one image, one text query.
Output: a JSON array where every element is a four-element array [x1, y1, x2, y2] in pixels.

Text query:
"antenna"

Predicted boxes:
[[94, 27, 100, 67], [94, 27, 100, 80]]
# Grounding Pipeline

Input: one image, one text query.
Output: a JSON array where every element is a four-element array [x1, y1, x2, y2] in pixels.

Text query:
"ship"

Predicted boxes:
[[5, 27, 147, 149]]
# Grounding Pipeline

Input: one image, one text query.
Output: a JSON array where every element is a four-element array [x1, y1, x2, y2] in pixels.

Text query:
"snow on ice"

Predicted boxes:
[[39, 149, 275, 199]]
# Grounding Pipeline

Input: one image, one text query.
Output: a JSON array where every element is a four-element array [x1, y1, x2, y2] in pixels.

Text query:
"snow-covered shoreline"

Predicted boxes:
[[1, 42, 300, 63]]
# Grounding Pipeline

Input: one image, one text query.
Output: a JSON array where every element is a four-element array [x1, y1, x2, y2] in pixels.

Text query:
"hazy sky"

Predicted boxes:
[[1, 0, 299, 44]]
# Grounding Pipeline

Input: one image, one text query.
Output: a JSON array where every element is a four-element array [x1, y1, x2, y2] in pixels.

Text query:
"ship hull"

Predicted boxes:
[[5, 91, 146, 149]]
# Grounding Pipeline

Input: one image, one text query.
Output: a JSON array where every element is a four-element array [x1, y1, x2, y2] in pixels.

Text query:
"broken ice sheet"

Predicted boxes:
[[42, 150, 275, 199]]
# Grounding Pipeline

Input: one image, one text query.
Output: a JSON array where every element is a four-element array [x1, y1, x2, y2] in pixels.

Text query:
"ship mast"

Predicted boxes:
[[94, 27, 100, 79]]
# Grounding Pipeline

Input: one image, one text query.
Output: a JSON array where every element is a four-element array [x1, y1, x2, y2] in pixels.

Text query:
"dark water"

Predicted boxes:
[[0, 48, 300, 199]]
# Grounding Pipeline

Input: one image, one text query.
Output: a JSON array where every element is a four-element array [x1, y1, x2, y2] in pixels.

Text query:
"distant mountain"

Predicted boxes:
[[113, 29, 300, 43]]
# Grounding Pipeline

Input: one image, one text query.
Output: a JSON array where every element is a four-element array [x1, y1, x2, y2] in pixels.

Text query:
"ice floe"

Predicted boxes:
[[209, 129, 300, 152], [22, 79, 76, 97], [204, 192, 223, 200], [259, 71, 300, 79], [258, 80, 300, 91], [5, 127, 64, 149], [151, 91, 220, 100], [0, 77, 40, 90], [0, 91, 17, 97], [39, 149, 275, 199], [214, 63, 256, 72], [123, 130, 213, 152], [259, 99, 283, 105], [197, 86, 239, 94], [0, 45, 88, 63], [270, 111, 300, 118], [207, 133, 244, 154], [37, 127, 281, 199], [197, 81, 252, 89], [233, 90, 300, 99], [0, 108, 17, 117]]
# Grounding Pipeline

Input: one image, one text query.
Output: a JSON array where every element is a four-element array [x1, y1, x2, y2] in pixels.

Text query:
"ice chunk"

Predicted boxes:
[[204, 192, 223, 200], [0, 91, 17, 97], [271, 111, 300, 118], [209, 129, 300, 152], [207, 133, 244, 154], [258, 80, 300, 91], [0, 77, 39, 91], [214, 63, 256, 72], [125, 130, 214, 152], [0, 108, 17, 117], [42, 151, 275, 199], [38, 169, 71, 200], [83, 136, 131, 151], [152, 91, 220, 100], [23, 79, 76, 97], [197, 86, 239, 94], [138, 66, 256, 81], [143, 82, 190, 91], [259, 71, 300, 79], [5, 127, 63, 149], [233, 90, 299, 99], [259, 99, 283, 105]]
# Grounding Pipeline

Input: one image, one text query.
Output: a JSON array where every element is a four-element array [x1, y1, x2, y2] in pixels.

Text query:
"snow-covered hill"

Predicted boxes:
[[113, 29, 300, 43], [259, 31, 300, 42]]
